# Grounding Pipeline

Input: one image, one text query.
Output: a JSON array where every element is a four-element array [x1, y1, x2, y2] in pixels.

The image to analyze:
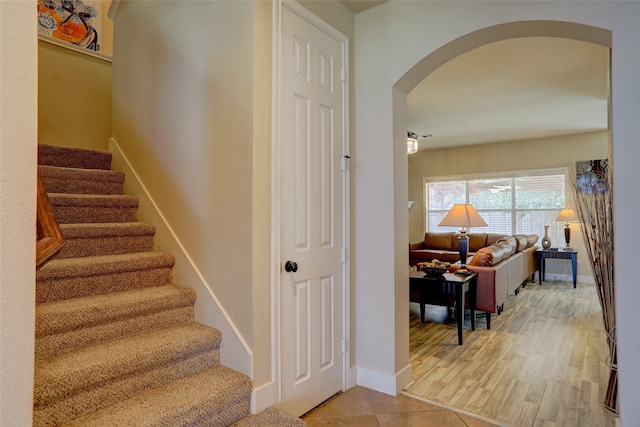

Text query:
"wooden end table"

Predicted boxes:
[[409, 271, 478, 345], [536, 249, 577, 288]]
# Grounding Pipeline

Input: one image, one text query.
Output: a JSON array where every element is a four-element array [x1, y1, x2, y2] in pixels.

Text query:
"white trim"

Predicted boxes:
[[423, 166, 568, 184], [356, 364, 414, 396], [272, 0, 351, 405], [271, 0, 283, 406], [108, 137, 253, 375], [107, 0, 120, 20], [38, 34, 112, 62], [251, 380, 276, 414]]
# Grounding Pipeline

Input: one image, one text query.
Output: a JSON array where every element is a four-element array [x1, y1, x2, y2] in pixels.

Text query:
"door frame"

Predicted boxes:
[[271, 0, 351, 407]]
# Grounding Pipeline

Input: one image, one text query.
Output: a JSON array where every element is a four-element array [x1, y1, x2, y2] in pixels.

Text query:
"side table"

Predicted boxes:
[[409, 271, 478, 345], [536, 249, 577, 288]]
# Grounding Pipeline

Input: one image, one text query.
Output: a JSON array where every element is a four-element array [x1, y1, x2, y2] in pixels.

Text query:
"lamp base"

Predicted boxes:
[[562, 247, 574, 251]]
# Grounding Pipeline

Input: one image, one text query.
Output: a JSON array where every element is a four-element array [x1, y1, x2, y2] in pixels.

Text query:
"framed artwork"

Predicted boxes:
[[576, 159, 609, 194], [37, 0, 102, 53]]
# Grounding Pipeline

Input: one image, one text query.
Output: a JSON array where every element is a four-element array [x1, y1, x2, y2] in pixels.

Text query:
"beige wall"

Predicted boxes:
[[408, 130, 609, 280], [112, 0, 255, 341], [101, 1, 114, 57], [38, 40, 112, 151], [0, 2, 37, 425]]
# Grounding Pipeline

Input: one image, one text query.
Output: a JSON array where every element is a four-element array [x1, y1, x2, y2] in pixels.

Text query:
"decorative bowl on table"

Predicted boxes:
[[421, 266, 449, 277]]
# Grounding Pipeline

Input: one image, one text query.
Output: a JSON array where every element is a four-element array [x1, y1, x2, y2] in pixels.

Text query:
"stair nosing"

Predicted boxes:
[[36, 252, 175, 280], [48, 193, 139, 207], [59, 222, 156, 238]]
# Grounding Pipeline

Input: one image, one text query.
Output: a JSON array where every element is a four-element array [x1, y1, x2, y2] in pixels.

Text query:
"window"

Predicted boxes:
[[425, 169, 567, 245]]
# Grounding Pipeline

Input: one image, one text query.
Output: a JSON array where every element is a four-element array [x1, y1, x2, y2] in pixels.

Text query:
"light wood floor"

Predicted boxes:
[[405, 279, 618, 427]]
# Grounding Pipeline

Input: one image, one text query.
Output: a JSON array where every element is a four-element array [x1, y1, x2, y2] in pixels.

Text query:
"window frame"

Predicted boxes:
[[423, 167, 569, 244]]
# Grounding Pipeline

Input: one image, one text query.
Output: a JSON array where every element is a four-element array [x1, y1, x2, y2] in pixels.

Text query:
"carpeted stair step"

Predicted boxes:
[[36, 285, 197, 360], [57, 222, 156, 259], [60, 365, 252, 427], [39, 165, 125, 195], [231, 406, 307, 426], [36, 252, 175, 303], [39, 144, 113, 170], [48, 193, 139, 224], [33, 323, 224, 426]]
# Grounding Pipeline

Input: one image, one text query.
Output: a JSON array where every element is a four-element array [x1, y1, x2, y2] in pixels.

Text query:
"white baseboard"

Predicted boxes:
[[251, 380, 276, 414], [535, 271, 594, 285], [356, 363, 413, 396]]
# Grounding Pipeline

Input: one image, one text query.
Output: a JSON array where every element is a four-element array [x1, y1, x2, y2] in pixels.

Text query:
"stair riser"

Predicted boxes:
[[33, 350, 221, 427], [36, 306, 195, 360], [41, 176, 124, 195], [51, 205, 138, 224], [57, 235, 155, 258], [38, 144, 112, 170], [36, 268, 173, 303], [190, 396, 250, 427]]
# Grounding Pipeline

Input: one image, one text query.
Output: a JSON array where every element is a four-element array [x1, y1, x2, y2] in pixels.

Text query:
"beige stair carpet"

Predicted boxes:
[[35, 144, 305, 426]]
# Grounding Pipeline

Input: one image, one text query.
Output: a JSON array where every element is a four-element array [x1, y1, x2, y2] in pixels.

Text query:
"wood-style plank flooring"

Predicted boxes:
[[405, 279, 618, 427]]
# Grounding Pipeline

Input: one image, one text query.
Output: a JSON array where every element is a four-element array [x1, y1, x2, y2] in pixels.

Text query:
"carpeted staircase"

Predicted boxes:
[[35, 144, 305, 426]]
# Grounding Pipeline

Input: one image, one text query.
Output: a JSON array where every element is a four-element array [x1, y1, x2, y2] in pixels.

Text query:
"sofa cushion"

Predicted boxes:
[[496, 237, 517, 257], [526, 234, 539, 248], [458, 233, 488, 252], [486, 233, 507, 246], [513, 235, 529, 252], [423, 232, 454, 250]]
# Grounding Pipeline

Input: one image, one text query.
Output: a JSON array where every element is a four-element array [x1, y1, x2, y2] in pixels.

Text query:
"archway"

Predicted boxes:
[[392, 18, 613, 412]]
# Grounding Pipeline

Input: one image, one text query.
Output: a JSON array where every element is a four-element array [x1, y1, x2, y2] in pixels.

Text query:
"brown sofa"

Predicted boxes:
[[409, 232, 508, 265], [410, 232, 539, 326]]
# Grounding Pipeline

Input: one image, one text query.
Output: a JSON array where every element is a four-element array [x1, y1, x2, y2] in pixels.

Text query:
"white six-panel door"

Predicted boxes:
[[279, 4, 346, 417]]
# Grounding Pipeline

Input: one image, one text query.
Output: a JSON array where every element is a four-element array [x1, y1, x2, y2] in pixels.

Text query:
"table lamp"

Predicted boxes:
[[438, 204, 488, 275], [555, 208, 578, 250]]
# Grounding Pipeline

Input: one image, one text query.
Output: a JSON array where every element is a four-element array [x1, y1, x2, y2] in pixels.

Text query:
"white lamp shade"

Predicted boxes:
[[438, 204, 488, 228], [556, 208, 578, 223]]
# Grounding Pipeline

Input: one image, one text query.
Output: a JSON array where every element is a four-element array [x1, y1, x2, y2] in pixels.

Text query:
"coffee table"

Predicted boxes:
[[409, 271, 478, 345]]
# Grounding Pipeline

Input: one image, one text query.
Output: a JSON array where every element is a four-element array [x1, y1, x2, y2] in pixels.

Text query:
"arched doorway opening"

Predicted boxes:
[[392, 19, 614, 420]]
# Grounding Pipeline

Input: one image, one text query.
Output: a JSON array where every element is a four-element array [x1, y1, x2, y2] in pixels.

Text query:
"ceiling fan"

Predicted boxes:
[[407, 131, 435, 154]]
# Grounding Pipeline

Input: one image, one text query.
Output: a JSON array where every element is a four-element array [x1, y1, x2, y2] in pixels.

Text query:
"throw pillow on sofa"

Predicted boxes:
[[512, 235, 529, 252], [495, 236, 517, 257], [469, 248, 493, 266], [525, 234, 539, 248], [469, 240, 512, 266]]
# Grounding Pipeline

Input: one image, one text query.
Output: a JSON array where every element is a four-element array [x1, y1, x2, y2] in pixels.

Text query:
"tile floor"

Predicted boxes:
[[301, 386, 502, 426]]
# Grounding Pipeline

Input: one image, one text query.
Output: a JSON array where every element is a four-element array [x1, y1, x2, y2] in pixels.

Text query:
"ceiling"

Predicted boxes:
[[407, 37, 610, 151], [337, 1, 610, 153], [339, 1, 387, 14]]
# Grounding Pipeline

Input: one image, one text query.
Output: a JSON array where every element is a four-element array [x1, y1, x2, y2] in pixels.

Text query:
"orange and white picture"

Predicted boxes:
[[37, 0, 102, 52]]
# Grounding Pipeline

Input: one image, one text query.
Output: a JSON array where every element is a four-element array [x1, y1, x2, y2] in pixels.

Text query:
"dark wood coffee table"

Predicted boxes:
[[409, 271, 478, 345]]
